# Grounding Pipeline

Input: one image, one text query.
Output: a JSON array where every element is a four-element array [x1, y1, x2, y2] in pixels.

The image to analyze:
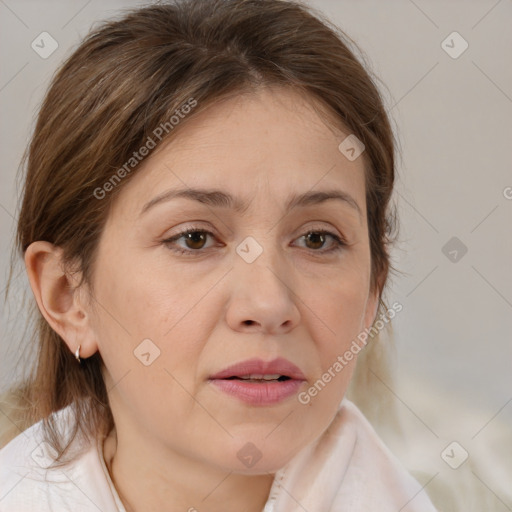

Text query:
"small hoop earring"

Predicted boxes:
[[75, 345, 81, 363]]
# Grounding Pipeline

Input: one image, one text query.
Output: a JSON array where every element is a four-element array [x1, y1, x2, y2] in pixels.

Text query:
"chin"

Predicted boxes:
[[209, 434, 306, 475]]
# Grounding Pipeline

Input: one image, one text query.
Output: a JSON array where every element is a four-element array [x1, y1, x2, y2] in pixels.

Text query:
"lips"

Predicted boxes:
[[208, 357, 307, 405], [209, 357, 306, 381]]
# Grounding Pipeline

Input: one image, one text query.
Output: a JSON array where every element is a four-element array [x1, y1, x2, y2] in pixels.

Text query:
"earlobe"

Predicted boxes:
[[24, 241, 97, 359]]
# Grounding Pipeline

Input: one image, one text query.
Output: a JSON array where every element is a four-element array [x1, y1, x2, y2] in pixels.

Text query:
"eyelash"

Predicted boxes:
[[161, 227, 347, 257]]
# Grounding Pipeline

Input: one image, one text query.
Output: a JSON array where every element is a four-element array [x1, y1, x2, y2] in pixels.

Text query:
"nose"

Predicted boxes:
[[225, 244, 301, 335]]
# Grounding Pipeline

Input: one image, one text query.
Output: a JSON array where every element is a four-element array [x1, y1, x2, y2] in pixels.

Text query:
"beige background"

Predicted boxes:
[[1, 1, 511, 510]]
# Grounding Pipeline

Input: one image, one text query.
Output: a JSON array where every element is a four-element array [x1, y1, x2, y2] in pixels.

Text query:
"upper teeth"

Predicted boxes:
[[239, 374, 282, 380]]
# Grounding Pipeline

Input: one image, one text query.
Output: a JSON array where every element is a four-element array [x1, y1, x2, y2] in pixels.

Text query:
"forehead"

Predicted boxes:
[[110, 87, 367, 220]]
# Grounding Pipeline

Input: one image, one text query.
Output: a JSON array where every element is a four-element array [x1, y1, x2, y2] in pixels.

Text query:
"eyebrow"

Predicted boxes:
[[140, 186, 363, 219]]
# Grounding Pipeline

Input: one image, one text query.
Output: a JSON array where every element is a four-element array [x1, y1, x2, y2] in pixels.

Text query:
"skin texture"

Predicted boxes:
[[25, 87, 379, 512]]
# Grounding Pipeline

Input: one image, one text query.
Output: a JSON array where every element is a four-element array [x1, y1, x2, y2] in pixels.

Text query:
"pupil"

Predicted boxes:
[[306, 232, 324, 249], [186, 232, 206, 249]]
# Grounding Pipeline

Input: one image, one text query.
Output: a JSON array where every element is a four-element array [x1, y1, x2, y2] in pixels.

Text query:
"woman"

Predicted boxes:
[[0, 0, 437, 510]]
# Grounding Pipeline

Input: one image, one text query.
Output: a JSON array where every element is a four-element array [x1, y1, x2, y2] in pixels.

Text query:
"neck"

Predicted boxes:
[[102, 426, 275, 512]]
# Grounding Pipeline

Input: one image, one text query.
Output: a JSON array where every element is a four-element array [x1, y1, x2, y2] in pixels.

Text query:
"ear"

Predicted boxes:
[[24, 241, 98, 359]]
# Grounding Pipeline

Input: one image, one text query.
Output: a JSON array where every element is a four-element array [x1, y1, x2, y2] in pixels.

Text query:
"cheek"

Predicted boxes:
[[316, 289, 368, 361], [93, 249, 194, 335], [304, 257, 371, 328], [92, 261, 207, 432], [296, 281, 369, 413], [91, 250, 214, 384], [302, 262, 371, 371]]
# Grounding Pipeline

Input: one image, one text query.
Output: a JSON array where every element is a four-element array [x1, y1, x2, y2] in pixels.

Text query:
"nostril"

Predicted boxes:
[[243, 320, 255, 326]]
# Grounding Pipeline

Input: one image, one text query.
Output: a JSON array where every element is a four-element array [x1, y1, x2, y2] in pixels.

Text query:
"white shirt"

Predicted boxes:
[[0, 398, 437, 511]]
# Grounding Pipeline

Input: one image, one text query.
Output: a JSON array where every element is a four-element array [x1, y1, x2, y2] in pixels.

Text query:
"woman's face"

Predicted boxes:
[[88, 87, 378, 473]]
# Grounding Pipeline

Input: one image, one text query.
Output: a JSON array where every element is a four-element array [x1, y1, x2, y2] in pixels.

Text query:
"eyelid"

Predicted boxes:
[[292, 229, 347, 253], [162, 226, 219, 246], [293, 222, 345, 240], [162, 221, 218, 239]]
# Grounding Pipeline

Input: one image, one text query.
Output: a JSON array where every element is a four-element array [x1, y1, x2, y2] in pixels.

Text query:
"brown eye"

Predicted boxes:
[[295, 230, 346, 254], [162, 228, 217, 255], [183, 231, 208, 250], [304, 232, 326, 250]]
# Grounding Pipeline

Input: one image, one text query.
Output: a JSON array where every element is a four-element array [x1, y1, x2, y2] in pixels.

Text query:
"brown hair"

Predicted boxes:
[[1, 0, 398, 461]]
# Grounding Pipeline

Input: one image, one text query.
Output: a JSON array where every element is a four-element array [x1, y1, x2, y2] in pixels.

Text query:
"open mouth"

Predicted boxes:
[[208, 358, 306, 404], [224, 374, 292, 383]]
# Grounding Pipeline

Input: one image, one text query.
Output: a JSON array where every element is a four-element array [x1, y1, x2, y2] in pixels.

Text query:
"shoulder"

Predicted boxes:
[[0, 404, 118, 512], [330, 399, 438, 511]]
